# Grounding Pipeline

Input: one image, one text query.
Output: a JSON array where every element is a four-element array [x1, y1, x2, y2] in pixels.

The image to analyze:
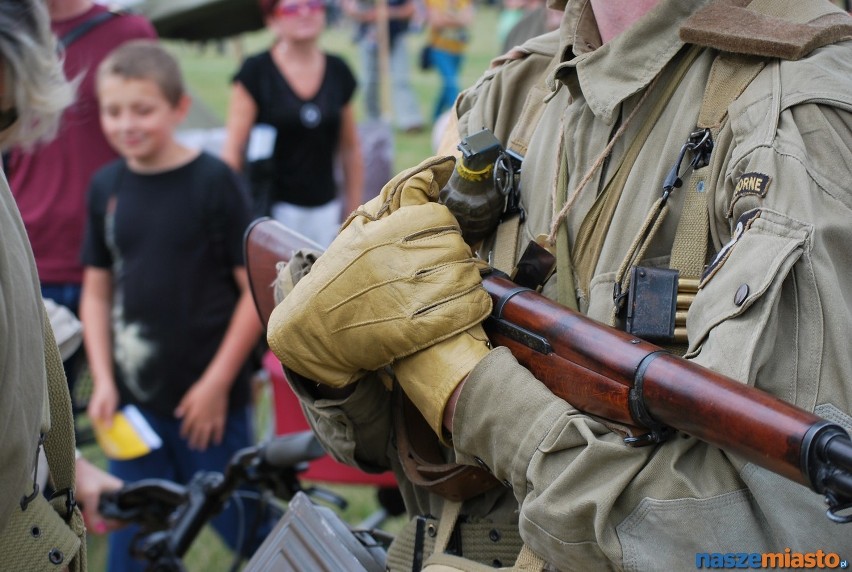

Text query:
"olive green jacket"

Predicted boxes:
[[292, 0, 852, 569], [0, 172, 82, 568]]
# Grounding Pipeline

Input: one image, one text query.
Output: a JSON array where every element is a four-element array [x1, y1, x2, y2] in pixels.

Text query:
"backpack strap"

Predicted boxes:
[[60, 9, 122, 49]]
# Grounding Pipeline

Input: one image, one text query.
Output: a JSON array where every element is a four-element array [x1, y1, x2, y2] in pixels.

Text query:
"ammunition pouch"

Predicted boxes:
[[0, 489, 82, 571]]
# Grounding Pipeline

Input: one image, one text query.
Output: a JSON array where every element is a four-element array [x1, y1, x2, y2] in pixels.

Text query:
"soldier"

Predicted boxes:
[[0, 1, 122, 569], [269, 0, 852, 569]]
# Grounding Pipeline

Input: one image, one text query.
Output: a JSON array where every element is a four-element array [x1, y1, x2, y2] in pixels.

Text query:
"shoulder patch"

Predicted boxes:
[[733, 172, 771, 198]]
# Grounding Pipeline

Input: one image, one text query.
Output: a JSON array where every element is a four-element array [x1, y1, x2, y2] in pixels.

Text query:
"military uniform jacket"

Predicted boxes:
[[292, 0, 852, 568], [0, 173, 81, 568]]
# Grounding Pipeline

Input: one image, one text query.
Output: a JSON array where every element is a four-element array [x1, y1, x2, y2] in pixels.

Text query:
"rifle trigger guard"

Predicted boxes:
[[625, 350, 672, 447]]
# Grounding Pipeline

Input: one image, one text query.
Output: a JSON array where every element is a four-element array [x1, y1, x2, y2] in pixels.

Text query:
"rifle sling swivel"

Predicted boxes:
[[626, 350, 672, 446]]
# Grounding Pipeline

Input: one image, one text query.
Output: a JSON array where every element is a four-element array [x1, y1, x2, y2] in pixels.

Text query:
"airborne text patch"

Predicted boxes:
[[733, 172, 771, 198]]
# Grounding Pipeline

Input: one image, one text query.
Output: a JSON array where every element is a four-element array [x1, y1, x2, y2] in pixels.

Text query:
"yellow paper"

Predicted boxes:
[[93, 405, 162, 460]]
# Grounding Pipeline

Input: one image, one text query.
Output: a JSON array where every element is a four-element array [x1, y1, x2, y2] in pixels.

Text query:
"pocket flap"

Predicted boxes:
[[687, 209, 811, 354]]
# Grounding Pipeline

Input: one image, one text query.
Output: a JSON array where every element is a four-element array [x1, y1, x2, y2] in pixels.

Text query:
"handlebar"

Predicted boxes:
[[99, 431, 347, 571]]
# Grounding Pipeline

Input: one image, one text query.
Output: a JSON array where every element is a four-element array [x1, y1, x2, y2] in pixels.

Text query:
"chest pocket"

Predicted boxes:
[[683, 208, 819, 409]]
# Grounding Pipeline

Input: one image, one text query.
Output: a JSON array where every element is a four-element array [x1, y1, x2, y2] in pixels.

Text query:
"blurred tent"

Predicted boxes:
[[133, 0, 265, 41]]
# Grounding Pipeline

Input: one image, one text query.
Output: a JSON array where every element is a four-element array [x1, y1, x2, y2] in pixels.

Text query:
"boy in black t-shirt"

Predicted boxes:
[[80, 40, 267, 572]]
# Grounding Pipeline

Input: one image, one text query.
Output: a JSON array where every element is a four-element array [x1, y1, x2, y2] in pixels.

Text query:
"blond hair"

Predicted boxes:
[[0, 0, 76, 150], [97, 40, 185, 106]]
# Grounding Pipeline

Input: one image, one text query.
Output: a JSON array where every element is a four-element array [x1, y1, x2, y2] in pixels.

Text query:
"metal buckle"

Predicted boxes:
[[493, 149, 525, 222], [661, 128, 714, 205], [50, 487, 77, 521]]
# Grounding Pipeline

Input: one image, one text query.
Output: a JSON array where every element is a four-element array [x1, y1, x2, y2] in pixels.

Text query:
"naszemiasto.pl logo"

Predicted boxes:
[[696, 549, 847, 569]]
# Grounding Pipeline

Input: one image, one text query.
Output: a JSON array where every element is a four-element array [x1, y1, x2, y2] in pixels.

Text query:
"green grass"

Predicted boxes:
[[82, 7, 503, 569]]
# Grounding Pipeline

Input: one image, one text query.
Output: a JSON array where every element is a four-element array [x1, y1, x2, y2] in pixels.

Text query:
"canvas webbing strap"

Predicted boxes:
[[492, 64, 560, 275], [666, 54, 765, 282], [433, 499, 463, 555], [41, 311, 86, 572], [668, 0, 841, 285], [553, 134, 578, 310], [513, 544, 548, 571], [572, 44, 702, 313], [492, 215, 522, 276], [668, 170, 711, 279]]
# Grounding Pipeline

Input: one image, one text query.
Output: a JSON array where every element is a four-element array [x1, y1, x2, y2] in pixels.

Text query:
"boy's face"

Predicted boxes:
[[97, 74, 187, 170]]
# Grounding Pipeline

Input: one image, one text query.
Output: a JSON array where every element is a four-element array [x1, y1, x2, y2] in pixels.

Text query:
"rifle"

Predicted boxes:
[[244, 217, 852, 523]]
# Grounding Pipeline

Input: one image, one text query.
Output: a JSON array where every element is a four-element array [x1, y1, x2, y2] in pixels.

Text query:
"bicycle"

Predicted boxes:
[[98, 430, 390, 572]]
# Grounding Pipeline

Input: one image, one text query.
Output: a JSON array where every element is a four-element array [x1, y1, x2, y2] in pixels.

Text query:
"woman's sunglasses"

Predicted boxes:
[[275, 0, 326, 17]]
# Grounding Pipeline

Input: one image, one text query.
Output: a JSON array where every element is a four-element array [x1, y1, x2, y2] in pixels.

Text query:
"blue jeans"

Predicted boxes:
[[430, 47, 464, 120], [106, 406, 271, 572], [41, 283, 82, 407]]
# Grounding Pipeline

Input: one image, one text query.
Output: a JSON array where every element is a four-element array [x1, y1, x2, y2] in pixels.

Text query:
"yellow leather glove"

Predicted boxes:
[[267, 156, 493, 393], [346, 155, 454, 222], [393, 326, 491, 437]]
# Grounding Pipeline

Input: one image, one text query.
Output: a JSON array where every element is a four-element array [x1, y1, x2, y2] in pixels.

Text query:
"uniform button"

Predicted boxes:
[[427, 523, 437, 538], [734, 284, 750, 306], [48, 548, 64, 565], [31, 526, 41, 538], [489, 529, 501, 542]]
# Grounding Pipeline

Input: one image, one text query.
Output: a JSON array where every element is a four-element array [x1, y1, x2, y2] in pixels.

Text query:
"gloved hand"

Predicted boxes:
[[394, 326, 490, 437], [267, 156, 493, 399]]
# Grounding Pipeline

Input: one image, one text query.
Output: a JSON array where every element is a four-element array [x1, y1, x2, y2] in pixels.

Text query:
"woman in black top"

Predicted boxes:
[[222, 0, 364, 247]]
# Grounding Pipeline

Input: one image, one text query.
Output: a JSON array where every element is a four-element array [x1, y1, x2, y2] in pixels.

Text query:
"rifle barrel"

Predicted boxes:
[[482, 273, 851, 501]]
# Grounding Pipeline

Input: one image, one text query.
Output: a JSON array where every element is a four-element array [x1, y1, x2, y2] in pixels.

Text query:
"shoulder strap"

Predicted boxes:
[[668, 0, 851, 280], [653, 0, 852, 343], [60, 9, 121, 49], [491, 48, 563, 275], [41, 311, 87, 572]]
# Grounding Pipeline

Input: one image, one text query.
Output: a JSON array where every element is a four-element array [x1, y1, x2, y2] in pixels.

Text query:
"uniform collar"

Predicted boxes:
[[555, 0, 714, 125]]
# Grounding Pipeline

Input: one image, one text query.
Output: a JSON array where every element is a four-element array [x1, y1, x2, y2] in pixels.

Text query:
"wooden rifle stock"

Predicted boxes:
[[245, 218, 852, 522]]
